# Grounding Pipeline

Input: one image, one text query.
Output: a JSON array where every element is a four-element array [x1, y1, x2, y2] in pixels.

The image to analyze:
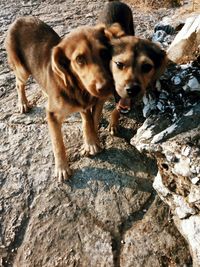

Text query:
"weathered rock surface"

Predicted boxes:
[[167, 15, 200, 63], [120, 196, 191, 267], [0, 0, 197, 266]]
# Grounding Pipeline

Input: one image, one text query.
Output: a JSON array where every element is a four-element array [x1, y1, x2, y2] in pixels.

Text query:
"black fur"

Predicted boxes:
[[98, 1, 134, 35]]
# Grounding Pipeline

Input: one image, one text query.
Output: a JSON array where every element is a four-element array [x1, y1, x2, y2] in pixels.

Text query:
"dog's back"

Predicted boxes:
[[98, 0, 134, 35], [5, 16, 60, 84]]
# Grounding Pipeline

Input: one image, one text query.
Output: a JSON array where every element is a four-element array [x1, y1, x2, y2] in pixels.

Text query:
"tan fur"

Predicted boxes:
[[104, 23, 126, 39], [5, 16, 113, 182]]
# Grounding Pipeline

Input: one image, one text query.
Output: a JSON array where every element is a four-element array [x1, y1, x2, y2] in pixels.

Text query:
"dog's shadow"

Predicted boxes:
[[68, 146, 157, 193], [70, 166, 154, 194]]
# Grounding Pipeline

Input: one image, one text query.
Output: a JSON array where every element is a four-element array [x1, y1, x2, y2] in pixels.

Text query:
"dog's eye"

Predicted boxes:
[[76, 55, 86, 66], [141, 63, 153, 73], [115, 61, 125, 70]]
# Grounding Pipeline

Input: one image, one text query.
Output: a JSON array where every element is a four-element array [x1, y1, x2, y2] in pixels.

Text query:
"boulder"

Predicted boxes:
[[167, 15, 200, 63]]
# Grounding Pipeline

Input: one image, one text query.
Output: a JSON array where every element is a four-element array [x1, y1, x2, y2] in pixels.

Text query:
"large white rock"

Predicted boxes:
[[167, 15, 200, 63], [174, 215, 200, 267]]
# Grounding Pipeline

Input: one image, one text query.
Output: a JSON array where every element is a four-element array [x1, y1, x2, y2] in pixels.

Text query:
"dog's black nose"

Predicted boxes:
[[126, 83, 141, 97]]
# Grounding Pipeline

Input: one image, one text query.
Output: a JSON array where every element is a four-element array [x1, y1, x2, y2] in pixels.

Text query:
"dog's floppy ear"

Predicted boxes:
[[51, 46, 70, 87], [105, 23, 126, 39]]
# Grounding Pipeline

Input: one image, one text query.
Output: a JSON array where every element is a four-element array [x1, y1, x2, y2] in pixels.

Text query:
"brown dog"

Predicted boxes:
[[5, 16, 114, 182], [99, 1, 167, 135]]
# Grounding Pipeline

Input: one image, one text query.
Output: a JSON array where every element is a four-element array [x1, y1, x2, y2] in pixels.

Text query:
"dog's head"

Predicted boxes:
[[51, 25, 114, 99], [110, 36, 167, 99]]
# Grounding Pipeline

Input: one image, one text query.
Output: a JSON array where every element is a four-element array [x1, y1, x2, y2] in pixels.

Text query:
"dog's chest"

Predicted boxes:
[[60, 88, 97, 110]]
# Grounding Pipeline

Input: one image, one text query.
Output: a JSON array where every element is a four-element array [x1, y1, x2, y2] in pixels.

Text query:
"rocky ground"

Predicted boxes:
[[0, 0, 199, 266]]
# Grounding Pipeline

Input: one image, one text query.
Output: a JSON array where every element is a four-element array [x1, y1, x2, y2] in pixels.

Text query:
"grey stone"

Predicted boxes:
[[152, 30, 167, 43], [120, 196, 191, 267], [187, 77, 200, 91]]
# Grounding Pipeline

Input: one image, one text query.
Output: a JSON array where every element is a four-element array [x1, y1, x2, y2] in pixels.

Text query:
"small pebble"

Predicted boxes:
[[191, 177, 200, 185], [171, 76, 181, 85], [188, 77, 200, 91], [0, 87, 5, 97], [152, 30, 167, 43]]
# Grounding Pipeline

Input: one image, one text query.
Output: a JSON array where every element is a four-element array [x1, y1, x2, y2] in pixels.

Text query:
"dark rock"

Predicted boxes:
[[152, 29, 167, 43], [154, 23, 175, 34]]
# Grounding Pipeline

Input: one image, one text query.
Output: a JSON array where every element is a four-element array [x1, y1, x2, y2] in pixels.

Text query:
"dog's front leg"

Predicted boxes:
[[46, 110, 72, 182], [109, 108, 120, 136], [92, 99, 105, 133], [80, 110, 102, 156]]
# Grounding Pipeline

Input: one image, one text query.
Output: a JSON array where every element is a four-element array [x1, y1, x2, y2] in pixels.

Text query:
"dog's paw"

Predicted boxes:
[[55, 164, 72, 183], [108, 124, 118, 136], [19, 102, 30, 113], [81, 143, 102, 156]]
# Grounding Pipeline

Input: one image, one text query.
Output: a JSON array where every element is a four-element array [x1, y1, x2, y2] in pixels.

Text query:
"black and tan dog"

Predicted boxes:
[[99, 0, 167, 135], [5, 16, 114, 181]]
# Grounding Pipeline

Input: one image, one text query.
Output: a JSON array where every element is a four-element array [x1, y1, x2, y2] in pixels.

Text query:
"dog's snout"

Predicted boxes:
[[90, 77, 113, 98], [96, 79, 113, 92], [93, 80, 112, 97], [96, 82, 105, 91], [126, 83, 141, 97]]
